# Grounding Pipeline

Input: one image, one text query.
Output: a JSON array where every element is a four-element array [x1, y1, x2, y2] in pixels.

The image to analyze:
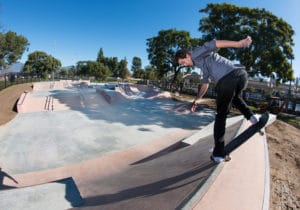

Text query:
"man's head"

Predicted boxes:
[[174, 49, 193, 66]]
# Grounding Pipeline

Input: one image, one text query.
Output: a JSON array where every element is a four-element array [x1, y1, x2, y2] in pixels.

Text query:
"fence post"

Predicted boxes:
[[4, 73, 7, 88]]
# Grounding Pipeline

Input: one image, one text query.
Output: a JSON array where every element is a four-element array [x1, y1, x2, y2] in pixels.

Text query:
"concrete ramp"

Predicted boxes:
[[96, 88, 128, 104], [191, 114, 276, 210], [1, 81, 277, 209], [17, 81, 88, 113], [70, 120, 242, 210], [0, 114, 276, 209], [97, 83, 172, 104]]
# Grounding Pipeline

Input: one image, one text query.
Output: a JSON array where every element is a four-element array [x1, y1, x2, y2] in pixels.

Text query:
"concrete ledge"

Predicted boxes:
[[183, 115, 244, 145], [263, 113, 276, 210], [17, 91, 29, 113]]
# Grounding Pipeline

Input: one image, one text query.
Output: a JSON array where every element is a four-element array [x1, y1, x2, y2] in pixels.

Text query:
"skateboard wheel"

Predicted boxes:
[[259, 130, 264, 135]]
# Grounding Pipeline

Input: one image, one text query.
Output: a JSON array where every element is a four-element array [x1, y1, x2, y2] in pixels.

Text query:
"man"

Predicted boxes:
[[175, 36, 258, 163]]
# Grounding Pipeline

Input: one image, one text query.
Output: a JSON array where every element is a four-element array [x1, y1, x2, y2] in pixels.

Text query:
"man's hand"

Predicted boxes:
[[238, 36, 252, 48], [191, 101, 197, 112]]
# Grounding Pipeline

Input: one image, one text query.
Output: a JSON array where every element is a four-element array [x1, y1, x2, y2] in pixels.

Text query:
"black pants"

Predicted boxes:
[[213, 69, 254, 157]]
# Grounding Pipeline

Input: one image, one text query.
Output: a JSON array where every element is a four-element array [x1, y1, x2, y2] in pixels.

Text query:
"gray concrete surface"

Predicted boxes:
[[0, 83, 217, 209], [0, 85, 214, 174]]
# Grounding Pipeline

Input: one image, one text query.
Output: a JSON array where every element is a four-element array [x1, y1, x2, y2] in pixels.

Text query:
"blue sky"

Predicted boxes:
[[1, 0, 299, 77]]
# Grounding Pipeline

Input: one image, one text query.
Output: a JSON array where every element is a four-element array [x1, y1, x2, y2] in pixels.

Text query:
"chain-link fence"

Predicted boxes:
[[2, 73, 299, 114]]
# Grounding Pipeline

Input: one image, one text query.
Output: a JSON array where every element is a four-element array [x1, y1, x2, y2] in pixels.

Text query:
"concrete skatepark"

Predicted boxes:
[[0, 80, 275, 209]]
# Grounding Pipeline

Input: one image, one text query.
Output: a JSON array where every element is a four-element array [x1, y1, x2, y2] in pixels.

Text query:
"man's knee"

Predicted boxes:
[[216, 112, 227, 120]]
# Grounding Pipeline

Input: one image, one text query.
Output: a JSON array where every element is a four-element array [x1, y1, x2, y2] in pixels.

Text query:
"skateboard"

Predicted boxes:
[[225, 112, 269, 154]]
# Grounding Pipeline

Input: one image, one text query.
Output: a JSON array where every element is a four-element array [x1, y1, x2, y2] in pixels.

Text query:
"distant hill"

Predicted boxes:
[[0, 64, 75, 76], [62, 66, 74, 70], [0, 62, 24, 75]]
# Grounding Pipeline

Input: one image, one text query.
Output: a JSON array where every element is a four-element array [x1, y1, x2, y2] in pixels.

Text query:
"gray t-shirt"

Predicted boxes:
[[191, 40, 244, 84]]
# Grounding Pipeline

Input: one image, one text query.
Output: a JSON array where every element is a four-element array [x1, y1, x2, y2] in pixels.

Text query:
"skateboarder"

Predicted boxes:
[[174, 36, 258, 163]]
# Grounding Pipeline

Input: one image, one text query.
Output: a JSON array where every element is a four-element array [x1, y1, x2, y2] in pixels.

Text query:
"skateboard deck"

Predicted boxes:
[[225, 112, 269, 154]]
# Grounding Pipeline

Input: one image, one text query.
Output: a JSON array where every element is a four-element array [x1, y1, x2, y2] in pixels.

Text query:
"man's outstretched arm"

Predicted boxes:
[[216, 36, 252, 48], [191, 83, 209, 112]]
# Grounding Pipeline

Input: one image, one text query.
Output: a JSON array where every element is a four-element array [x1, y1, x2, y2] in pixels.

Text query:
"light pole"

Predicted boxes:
[[288, 59, 293, 111], [3, 67, 7, 88]]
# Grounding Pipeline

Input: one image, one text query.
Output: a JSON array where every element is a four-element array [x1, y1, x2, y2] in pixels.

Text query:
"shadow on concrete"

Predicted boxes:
[[71, 121, 242, 210], [131, 141, 190, 165], [76, 162, 215, 209], [0, 168, 18, 190], [56, 177, 84, 207]]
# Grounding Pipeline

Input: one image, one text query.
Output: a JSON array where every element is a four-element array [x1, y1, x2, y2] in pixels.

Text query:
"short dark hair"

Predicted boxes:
[[174, 49, 190, 64]]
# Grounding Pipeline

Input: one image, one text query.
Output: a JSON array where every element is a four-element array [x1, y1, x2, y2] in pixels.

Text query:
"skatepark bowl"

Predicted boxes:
[[0, 80, 275, 210]]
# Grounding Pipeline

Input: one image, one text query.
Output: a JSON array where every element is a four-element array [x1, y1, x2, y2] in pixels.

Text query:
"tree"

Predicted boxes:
[[131, 56, 144, 78], [68, 65, 76, 77], [23, 51, 61, 79], [76, 60, 111, 81], [106, 57, 119, 77], [133, 68, 145, 79], [59, 67, 68, 78], [96, 48, 118, 77], [0, 30, 29, 68], [199, 3, 295, 83], [118, 58, 130, 80], [144, 65, 157, 80], [87, 61, 110, 81], [96, 48, 105, 64], [131, 56, 142, 72], [146, 29, 200, 90]]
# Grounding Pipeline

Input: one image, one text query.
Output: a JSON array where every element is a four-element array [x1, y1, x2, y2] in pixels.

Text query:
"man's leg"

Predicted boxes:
[[232, 70, 255, 120], [213, 78, 236, 157], [213, 114, 226, 156]]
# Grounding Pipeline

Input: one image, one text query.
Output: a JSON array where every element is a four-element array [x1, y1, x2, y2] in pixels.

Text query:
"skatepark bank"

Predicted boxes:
[[0, 81, 299, 209]]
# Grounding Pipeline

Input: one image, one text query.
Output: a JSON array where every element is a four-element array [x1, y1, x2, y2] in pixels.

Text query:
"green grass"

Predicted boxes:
[[248, 105, 260, 113], [277, 114, 300, 129]]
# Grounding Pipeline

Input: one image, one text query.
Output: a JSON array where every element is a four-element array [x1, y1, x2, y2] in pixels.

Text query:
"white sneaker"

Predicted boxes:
[[210, 155, 231, 163], [250, 115, 258, 124]]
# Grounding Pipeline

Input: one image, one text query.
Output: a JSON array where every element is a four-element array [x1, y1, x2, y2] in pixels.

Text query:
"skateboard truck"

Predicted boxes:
[[257, 113, 268, 136], [258, 130, 264, 135]]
